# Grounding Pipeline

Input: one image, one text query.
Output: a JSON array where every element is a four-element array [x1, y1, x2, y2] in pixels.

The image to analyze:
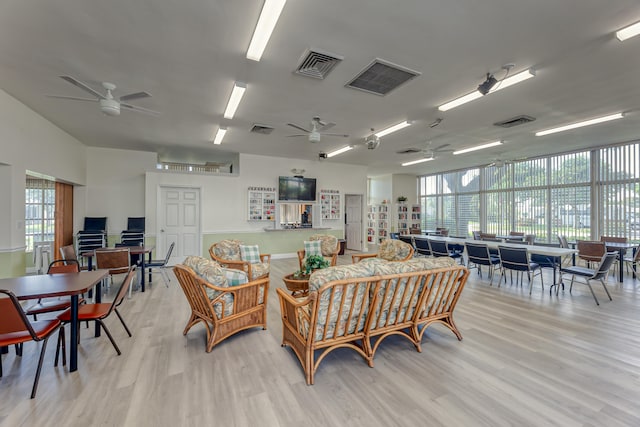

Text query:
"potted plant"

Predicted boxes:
[[397, 196, 407, 203], [293, 254, 330, 279]]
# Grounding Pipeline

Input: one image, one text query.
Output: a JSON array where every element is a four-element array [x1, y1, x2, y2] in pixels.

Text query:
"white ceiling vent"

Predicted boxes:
[[294, 48, 344, 80], [250, 124, 274, 134], [346, 59, 421, 96]]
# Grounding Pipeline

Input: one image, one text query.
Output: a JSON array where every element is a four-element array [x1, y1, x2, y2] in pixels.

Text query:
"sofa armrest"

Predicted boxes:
[[259, 253, 271, 263], [202, 276, 269, 318], [352, 253, 378, 263], [277, 288, 316, 340]]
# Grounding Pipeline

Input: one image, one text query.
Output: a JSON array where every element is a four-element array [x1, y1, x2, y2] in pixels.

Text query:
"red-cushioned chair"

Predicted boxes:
[[25, 259, 84, 320], [0, 290, 61, 398], [55, 266, 136, 366]]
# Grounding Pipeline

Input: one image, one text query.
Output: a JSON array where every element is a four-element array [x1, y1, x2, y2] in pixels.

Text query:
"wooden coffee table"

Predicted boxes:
[[283, 273, 309, 297]]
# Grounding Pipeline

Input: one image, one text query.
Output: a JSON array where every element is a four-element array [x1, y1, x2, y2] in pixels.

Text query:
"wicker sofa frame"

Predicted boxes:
[[174, 264, 269, 352], [277, 264, 469, 385]]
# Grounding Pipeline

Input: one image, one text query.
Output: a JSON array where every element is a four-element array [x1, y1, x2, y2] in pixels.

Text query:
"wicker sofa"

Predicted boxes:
[[277, 256, 469, 384]]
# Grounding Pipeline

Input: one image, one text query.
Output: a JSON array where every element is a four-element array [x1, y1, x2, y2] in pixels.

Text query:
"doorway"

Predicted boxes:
[[158, 186, 201, 262], [345, 194, 363, 251]]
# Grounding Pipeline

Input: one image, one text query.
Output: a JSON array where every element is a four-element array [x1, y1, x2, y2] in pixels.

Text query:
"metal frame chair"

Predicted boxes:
[[465, 242, 501, 285], [95, 247, 132, 296], [498, 246, 543, 294], [146, 242, 175, 287], [560, 252, 616, 305], [413, 237, 431, 257], [428, 239, 463, 264], [25, 259, 83, 320], [0, 290, 61, 398]]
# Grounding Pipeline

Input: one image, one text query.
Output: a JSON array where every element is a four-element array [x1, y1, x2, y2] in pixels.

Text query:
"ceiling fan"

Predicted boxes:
[[286, 116, 349, 143], [396, 141, 452, 158], [47, 75, 160, 116]]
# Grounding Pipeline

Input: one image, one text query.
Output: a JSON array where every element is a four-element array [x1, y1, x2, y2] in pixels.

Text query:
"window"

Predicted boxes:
[[418, 142, 640, 243], [25, 178, 55, 252]]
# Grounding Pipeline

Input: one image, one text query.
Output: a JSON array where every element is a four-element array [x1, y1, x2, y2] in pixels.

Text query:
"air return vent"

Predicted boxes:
[[494, 115, 536, 128], [294, 48, 343, 80], [250, 124, 274, 134], [346, 59, 421, 96]]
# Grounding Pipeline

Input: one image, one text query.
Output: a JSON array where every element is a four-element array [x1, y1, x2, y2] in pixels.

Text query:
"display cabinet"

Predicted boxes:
[[247, 186, 276, 221], [320, 189, 341, 220]]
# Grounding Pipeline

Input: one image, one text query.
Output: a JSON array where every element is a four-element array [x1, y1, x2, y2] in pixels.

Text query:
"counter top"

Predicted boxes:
[[263, 227, 331, 232]]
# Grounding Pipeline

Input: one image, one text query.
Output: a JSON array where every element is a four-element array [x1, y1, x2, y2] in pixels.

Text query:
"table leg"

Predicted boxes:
[[618, 248, 624, 283], [148, 251, 152, 285], [70, 294, 79, 372], [94, 280, 102, 337], [632, 247, 637, 280], [140, 254, 146, 292]]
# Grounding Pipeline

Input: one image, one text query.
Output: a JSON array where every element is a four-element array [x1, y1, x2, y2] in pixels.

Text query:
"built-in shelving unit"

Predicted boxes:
[[320, 189, 341, 220], [247, 186, 276, 221], [395, 203, 421, 234], [367, 204, 390, 244]]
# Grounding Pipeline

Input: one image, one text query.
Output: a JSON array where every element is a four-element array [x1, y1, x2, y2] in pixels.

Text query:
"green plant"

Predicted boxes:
[[397, 196, 407, 202], [293, 254, 330, 279]]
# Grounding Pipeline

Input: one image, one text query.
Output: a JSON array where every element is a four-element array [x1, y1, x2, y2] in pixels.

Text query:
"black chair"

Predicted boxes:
[[428, 239, 463, 263], [413, 237, 431, 257], [146, 242, 175, 286], [560, 252, 616, 305], [498, 246, 543, 294], [465, 242, 501, 285], [389, 233, 400, 240]]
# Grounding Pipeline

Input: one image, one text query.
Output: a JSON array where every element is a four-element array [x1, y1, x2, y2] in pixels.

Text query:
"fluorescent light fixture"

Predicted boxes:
[[375, 121, 411, 138], [616, 21, 640, 41], [453, 140, 503, 155], [535, 113, 624, 137], [213, 127, 227, 145], [326, 145, 353, 158], [246, 0, 287, 61], [402, 157, 434, 166], [223, 82, 247, 119], [438, 68, 535, 112]]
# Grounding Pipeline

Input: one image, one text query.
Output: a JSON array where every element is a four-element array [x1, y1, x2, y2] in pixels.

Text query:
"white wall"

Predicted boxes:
[[145, 153, 368, 236], [76, 147, 157, 234], [369, 175, 392, 205], [0, 89, 87, 249]]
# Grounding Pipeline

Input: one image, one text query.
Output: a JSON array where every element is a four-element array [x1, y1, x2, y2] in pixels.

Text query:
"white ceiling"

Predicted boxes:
[[2, 0, 640, 175]]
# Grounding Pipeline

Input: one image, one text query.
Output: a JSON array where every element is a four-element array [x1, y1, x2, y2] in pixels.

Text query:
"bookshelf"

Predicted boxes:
[[320, 189, 341, 220], [247, 186, 276, 221], [367, 204, 390, 244]]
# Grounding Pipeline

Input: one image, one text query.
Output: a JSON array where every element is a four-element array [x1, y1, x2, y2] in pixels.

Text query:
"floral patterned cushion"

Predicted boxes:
[[307, 262, 377, 341], [310, 234, 339, 256], [250, 262, 270, 280], [369, 257, 456, 328], [183, 255, 234, 318], [377, 239, 413, 261], [213, 239, 242, 261]]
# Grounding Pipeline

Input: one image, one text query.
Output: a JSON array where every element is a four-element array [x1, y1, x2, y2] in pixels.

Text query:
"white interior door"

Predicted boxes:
[[158, 186, 200, 262], [345, 194, 363, 251]]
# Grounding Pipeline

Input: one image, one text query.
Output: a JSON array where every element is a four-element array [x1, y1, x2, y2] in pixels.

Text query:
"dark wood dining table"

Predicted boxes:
[[82, 245, 155, 291], [0, 270, 108, 372]]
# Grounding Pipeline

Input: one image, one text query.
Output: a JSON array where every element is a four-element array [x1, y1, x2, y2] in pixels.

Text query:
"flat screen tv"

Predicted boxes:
[[278, 176, 317, 202]]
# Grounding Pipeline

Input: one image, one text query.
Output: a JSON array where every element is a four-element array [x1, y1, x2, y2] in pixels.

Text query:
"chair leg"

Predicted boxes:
[[586, 281, 600, 306], [54, 326, 67, 367], [15, 343, 23, 357], [114, 309, 132, 337], [160, 267, 170, 287], [600, 279, 612, 301], [31, 335, 52, 399], [97, 319, 121, 355]]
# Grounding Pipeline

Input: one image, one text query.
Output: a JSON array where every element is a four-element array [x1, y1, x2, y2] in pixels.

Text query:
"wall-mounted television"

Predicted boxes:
[[278, 176, 317, 202]]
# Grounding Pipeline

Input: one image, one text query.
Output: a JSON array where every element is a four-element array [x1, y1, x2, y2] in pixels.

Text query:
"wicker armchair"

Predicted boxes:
[[174, 258, 269, 352], [209, 239, 271, 280], [297, 234, 340, 270], [352, 239, 414, 263]]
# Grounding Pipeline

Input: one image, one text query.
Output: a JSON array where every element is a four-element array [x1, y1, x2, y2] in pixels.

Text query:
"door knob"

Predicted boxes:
[[161, 229, 165, 232]]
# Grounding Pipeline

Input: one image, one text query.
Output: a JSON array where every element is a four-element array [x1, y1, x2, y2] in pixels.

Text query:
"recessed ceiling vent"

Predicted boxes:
[[494, 115, 536, 128], [294, 48, 343, 80], [250, 124, 274, 134], [346, 59, 421, 96]]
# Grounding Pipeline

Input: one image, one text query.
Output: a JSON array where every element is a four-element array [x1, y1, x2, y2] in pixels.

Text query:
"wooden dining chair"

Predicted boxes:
[[95, 247, 132, 296], [0, 290, 62, 398], [55, 266, 137, 366], [576, 240, 605, 268]]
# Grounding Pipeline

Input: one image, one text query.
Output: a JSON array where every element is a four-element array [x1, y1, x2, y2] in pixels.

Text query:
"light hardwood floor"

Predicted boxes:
[[1, 255, 640, 427]]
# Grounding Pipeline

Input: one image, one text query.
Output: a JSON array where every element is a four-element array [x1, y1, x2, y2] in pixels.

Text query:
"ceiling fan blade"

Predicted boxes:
[[59, 75, 105, 99], [119, 91, 151, 102], [120, 103, 161, 116], [433, 143, 451, 151], [287, 123, 311, 133], [321, 133, 349, 138], [317, 122, 335, 132], [286, 134, 306, 137], [46, 95, 98, 102]]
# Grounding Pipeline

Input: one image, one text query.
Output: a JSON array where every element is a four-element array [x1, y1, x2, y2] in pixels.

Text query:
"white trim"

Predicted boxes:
[[0, 245, 27, 253], [271, 253, 297, 260]]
